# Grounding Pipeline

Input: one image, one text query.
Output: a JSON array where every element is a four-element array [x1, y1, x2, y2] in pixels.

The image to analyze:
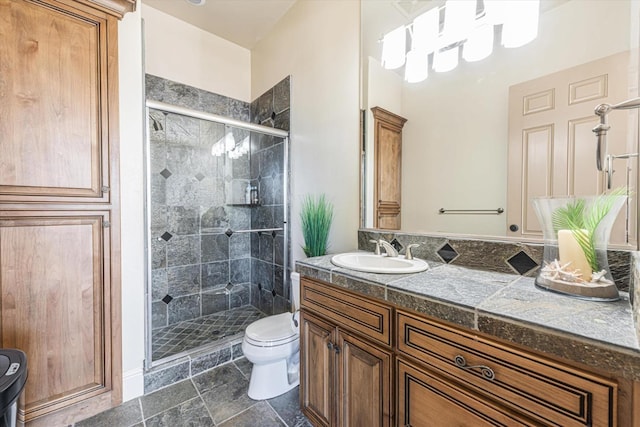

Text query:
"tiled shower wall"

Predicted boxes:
[[146, 75, 291, 332]]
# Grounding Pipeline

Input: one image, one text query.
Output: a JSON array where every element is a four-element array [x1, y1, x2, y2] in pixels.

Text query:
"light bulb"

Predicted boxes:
[[405, 49, 429, 83], [463, 23, 493, 62], [381, 25, 407, 69], [433, 46, 459, 72], [502, 0, 539, 48]]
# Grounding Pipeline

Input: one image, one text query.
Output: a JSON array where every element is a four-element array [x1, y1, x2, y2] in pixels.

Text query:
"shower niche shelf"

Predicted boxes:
[[227, 203, 262, 207]]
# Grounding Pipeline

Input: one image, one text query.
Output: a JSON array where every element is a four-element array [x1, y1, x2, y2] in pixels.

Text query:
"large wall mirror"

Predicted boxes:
[[361, 0, 640, 248]]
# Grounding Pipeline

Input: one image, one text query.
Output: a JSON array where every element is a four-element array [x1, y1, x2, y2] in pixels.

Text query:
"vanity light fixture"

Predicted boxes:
[[383, 0, 540, 83], [211, 126, 251, 159]]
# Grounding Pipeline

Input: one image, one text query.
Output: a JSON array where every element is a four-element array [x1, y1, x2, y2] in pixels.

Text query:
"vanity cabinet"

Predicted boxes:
[[300, 275, 630, 427], [0, 0, 133, 425], [300, 277, 393, 427]]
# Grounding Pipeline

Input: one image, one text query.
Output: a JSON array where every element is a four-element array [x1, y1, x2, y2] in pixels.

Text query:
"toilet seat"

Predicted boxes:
[[244, 312, 298, 347]]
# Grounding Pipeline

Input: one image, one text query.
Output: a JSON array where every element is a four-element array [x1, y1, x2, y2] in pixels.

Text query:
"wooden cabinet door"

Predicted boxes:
[[0, 212, 116, 423], [301, 311, 337, 427], [337, 330, 392, 427], [0, 0, 113, 203], [397, 358, 539, 427], [371, 107, 407, 230]]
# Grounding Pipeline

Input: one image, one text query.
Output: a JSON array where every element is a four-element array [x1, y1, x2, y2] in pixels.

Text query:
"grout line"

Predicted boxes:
[[215, 402, 261, 425], [190, 376, 217, 425], [265, 399, 290, 427], [137, 398, 146, 427]]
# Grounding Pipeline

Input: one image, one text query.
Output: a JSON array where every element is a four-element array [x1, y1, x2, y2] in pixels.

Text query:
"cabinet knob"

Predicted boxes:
[[327, 342, 334, 351], [509, 224, 519, 232], [334, 345, 341, 354]]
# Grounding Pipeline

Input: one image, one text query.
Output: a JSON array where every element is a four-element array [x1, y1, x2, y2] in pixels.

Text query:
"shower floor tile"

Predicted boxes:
[[152, 305, 265, 361]]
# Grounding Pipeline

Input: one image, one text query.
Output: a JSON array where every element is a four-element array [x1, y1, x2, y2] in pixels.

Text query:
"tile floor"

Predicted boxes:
[[75, 358, 311, 427], [152, 306, 265, 360]]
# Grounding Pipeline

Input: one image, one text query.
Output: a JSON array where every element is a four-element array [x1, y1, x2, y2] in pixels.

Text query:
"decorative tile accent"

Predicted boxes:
[[390, 238, 403, 252], [225, 229, 233, 237], [162, 295, 173, 304], [161, 231, 173, 241], [195, 172, 205, 181], [437, 243, 459, 263], [506, 251, 539, 275], [160, 168, 172, 179]]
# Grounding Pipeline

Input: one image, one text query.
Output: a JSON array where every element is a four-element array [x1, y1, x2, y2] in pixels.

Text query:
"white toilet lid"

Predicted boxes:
[[245, 312, 298, 346]]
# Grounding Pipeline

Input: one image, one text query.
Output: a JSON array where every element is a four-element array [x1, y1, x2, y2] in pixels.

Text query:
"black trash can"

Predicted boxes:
[[0, 350, 27, 427]]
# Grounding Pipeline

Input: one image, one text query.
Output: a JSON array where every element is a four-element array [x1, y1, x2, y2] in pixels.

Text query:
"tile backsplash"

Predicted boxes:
[[358, 229, 633, 292]]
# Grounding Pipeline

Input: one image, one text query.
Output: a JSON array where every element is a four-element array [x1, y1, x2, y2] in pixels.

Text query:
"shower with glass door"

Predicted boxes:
[[144, 75, 291, 368]]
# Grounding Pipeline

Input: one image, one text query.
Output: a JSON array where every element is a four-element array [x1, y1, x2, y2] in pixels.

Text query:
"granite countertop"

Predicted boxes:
[[296, 254, 640, 380]]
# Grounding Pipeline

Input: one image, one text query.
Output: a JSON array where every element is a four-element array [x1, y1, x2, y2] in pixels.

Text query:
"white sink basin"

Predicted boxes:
[[331, 252, 429, 274]]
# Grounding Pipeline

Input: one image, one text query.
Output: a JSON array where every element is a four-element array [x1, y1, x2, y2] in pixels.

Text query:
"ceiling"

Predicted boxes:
[[141, 0, 298, 49]]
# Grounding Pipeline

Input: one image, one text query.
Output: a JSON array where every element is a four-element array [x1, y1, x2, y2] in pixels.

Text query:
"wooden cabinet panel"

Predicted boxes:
[[397, 310, 617, 426], [300, 279, 394, 427], [0, 0, 126, 424], [300, 277, 392, 347], [0, 0, 111, 203], [397, 358, 539, 427], [301, 311, 336, 427], [371, 107, 406, 230], [338, 331, 392, 427], [0, 213, 113, 421]]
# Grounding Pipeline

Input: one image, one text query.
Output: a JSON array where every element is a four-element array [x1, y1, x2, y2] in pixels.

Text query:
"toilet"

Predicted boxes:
[[242, 273, 301, 400]]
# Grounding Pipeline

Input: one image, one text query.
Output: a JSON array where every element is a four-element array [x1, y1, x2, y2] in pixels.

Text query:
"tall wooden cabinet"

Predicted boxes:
[[371, 107, 407, 230], [0, 0, 133, 425]]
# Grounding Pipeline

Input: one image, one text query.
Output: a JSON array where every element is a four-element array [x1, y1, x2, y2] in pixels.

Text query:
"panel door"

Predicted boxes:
[[300, 311, 336, 427], [507, 51, 636, 246], [0, 213, 113, 423], [337, 330, 392, 427], [0, 0, 111, 203], [372, 107, 407, 230], [397, 358, 539, 427]]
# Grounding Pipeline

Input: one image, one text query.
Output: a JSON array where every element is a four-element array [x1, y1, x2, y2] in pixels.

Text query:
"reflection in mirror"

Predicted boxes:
[[361, 0, 639, 248]]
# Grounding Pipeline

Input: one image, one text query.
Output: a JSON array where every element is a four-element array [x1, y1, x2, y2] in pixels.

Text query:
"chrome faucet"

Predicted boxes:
[[369, 239, 381, 255], [405, 244, 420, 260], [378, 240, 399, 257]]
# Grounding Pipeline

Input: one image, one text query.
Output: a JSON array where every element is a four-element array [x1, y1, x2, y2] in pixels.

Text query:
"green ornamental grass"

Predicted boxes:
[[300, 194, 334, 257], [551, 187, 627, 271]]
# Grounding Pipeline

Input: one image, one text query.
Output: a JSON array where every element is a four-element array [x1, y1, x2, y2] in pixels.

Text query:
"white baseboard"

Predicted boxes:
[[122, 367, 145, 401]]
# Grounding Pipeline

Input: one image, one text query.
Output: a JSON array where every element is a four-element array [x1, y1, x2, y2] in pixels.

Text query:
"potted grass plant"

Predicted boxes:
[[300, 194, 334, 257]]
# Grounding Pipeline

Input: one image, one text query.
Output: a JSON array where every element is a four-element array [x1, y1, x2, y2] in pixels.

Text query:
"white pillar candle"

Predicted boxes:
[[557, 229, 592, 282]]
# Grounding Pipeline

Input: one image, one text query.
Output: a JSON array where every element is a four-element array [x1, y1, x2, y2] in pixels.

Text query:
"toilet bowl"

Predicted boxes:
[[242, 272, 302, 400], [242, 311, 300, 400]]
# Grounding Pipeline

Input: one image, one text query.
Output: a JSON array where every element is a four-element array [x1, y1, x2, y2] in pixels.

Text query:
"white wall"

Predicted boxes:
[[118, 5, 145, 401], [251, 0, 361, 261], [142, 5, 251, 102]]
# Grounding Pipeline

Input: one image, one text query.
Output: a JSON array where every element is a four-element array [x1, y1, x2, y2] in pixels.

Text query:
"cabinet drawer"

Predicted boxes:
[[397, 358, 539, 427], [301, 278, 392, 347], [397, 310, 617, 427]]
